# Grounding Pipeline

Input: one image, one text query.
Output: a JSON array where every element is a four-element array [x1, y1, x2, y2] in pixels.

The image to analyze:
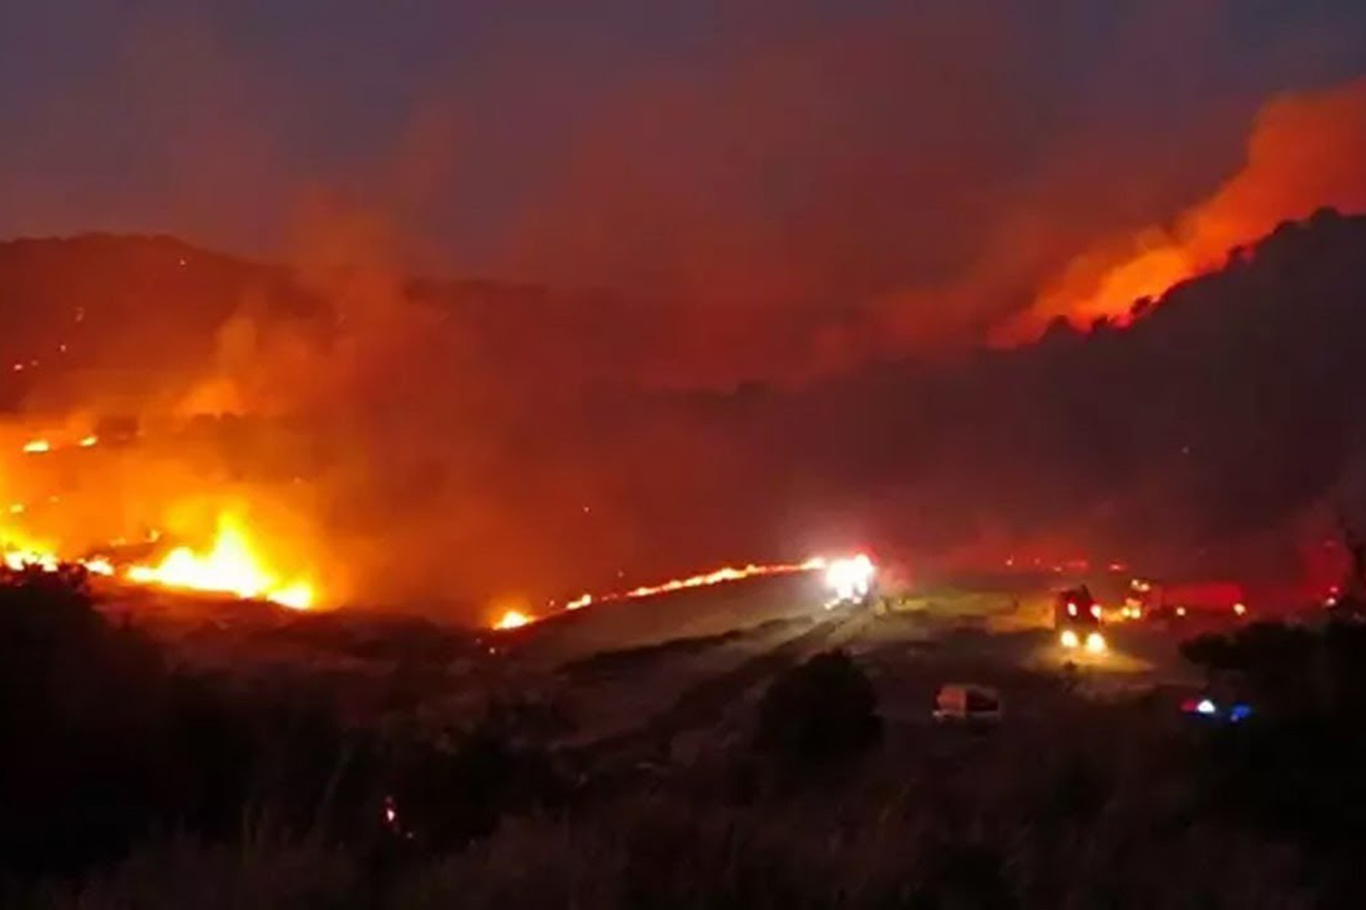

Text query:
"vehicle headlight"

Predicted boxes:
[[1085, 631, 1106, 653], [824, 554, 875, 603], [1060, 629, 1079, 648]]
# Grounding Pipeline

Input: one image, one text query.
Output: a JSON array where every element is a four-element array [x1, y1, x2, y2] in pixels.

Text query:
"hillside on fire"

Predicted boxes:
[[12, 5, 1366, 906], [4, 208, 1366, 616]]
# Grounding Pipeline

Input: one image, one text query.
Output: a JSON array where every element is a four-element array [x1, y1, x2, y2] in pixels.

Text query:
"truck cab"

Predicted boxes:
[[1054, 585, 1106, 652]]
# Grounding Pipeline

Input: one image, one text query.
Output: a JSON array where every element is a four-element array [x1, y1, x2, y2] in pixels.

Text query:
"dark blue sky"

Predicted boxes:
[[1, 0, 1364, 332]]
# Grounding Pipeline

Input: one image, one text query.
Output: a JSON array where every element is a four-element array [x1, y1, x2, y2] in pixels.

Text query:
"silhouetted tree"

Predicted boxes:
[[0, 566, 165, 874], [0, 565, 379, 877], [755, 649, 881, 772], [1181, 621, 1316, 716]]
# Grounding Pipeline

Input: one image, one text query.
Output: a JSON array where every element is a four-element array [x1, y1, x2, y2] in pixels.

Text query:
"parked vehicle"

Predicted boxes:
[[1180, 695, 1254, 724], [933, 683, 1004, 723]]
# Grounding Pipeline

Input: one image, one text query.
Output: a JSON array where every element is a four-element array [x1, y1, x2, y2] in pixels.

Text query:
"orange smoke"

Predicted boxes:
[[1010, 76, 1366, 337]]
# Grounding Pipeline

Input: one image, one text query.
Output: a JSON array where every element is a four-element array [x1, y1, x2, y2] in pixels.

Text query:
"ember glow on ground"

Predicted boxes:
[[493, 554, 874, 630]]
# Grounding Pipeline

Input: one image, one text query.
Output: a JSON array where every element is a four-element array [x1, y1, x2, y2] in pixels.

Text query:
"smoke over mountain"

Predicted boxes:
[[4, 3, 1366, 617], [1013, 76, 1366, 338], [4, 203, 1366, 619], [5, 3, 1366, 387]]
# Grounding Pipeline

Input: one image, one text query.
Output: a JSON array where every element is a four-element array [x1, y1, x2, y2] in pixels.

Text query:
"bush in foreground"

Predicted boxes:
[[754, 649, 882, 773]]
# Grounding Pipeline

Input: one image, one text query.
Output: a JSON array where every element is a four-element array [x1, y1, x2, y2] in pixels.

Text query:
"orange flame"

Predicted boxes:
[[19, 433, 100, 454], [3, 548, 59, 572], [491, 556, 829, 630], [125, 514, 314, 610], [494, 609, 532, 630], [1006, 76, 1366, 339], [617, 557, 826, 600], [3, 521, 310, 609]]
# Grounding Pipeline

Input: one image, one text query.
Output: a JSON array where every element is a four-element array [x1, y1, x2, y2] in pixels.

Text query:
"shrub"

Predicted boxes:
[[0, 567, 371, 877], [754, 649, 881, 772], [0, 567, 168, 874]]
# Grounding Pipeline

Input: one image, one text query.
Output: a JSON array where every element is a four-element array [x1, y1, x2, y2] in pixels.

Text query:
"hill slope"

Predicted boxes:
[[2, 212, 1364, 607]]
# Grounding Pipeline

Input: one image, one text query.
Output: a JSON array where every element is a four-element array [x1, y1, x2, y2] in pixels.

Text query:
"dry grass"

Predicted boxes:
[[28, 733, 1318, 910]]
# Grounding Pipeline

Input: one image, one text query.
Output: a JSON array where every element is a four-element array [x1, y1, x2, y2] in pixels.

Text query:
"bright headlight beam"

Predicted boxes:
[[823, 553, 875, 604]]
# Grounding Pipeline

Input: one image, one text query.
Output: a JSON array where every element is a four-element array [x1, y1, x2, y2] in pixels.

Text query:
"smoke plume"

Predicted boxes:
[[1008, 76, 1366, 338]]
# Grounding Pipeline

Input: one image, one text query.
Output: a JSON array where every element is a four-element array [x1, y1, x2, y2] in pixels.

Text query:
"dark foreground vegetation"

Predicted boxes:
[[8, 568, 1366, 907]]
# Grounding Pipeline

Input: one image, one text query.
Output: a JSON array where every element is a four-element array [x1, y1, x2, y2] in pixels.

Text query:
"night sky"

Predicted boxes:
[[2, 1, 1366, 364]]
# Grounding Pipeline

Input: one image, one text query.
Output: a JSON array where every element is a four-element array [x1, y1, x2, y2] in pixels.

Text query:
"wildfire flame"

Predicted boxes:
[[490, 556, 835, 630], [494, 609, 531, 630], [83, 557, 115, 577], [619, 557, 827, 600], [125, 514, 314, 610], [3, 516, 314, 610], [1003, 76, 1366, 339], [3, 547, 59, 572], [18, 433, 102, 455]]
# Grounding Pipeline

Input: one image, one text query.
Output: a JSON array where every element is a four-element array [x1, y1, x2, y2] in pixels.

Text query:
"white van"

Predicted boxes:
[[933, 683, 1004, 723]]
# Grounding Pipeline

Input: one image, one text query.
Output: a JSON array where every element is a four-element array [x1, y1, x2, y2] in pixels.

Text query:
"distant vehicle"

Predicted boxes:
[[823, 554, 877, 608], [1129, 578, 1247, 623], [1053, 585, 1106, 652], [933, 683, 1004, 723], [1180, 695, 1253, 724]]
